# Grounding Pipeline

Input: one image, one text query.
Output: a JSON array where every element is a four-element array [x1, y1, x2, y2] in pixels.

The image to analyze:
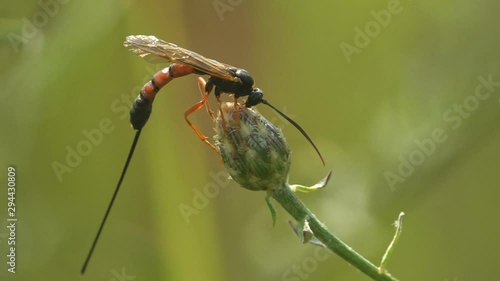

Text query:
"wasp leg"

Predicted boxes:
[[197, 77, 215, 121], [184, 92, 218, 153], [233, 95, 240, 125], [214, 87, 227, 132]]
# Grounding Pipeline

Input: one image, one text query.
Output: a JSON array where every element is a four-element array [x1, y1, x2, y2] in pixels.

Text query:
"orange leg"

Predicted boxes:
[[197, 77, 215, 121], [216, 95, 227, 132], [185, 82, 218, 152], [233, 95, 240, 125]]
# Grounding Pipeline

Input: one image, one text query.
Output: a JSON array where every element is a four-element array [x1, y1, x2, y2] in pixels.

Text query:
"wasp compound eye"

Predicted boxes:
[[214, 102, 291, 191]]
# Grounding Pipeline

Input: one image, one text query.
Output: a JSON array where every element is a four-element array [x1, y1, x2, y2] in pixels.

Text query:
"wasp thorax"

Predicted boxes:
[[214, 102, 291, 191]]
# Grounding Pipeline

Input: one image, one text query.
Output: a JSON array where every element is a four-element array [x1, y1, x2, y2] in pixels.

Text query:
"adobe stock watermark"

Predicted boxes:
[[385, 74, 500, 191], [51, 65, 161, 182], [281, 247, 332, 281], [8, 0, 72, 54], [179, 169, 231, 224], [110, 268, 135, 281], [339, 0, 411, 63], [213, 0, 244, 21]]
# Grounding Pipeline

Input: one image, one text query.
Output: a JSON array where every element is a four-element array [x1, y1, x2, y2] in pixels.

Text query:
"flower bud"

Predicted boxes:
[[214, 102, 291, 191]]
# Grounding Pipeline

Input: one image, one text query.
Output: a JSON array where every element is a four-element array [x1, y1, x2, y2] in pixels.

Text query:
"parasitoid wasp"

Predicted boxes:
[[81, 35, 325, 274]]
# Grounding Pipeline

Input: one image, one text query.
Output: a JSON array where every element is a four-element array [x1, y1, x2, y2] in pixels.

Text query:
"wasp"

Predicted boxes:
[[81, 35, 325, 275], [124, 35, 324, 162]]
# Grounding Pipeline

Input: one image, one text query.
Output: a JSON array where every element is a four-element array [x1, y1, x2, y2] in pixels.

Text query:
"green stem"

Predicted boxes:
[[379, 212, 405, 273], [268, 184, 399, 281]]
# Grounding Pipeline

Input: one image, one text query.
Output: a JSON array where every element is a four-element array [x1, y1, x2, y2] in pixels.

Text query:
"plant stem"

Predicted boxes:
[[268, 184, 399, 281], [380, 212, 405, 273]]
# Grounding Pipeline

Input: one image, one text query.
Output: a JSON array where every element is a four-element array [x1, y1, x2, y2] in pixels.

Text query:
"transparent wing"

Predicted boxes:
[[124, 35, 239, 82]]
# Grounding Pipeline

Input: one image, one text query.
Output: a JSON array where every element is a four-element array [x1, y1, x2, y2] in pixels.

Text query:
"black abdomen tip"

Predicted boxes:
[[130, 94, 153, 130]]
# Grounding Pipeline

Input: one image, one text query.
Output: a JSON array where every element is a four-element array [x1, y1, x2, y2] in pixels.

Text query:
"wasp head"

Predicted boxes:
[[245, 88, 264, 107]]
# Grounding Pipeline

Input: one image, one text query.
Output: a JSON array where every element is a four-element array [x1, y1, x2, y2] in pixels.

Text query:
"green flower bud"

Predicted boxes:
[[214, 102, 291, 191]]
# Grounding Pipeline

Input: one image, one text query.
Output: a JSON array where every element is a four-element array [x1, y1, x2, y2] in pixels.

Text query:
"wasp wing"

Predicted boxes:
[[124, 35, 239, 82]]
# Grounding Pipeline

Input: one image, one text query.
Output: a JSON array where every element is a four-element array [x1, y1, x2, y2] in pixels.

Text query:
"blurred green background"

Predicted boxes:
[[1, 1, 499, 280]]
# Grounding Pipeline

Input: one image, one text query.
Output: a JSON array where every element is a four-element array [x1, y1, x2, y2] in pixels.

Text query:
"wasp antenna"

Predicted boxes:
[[81, 129, 143, 274], [261, 100, 325, 166]]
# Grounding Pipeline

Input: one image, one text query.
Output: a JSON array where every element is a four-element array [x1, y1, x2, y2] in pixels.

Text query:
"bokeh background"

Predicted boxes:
[[1, 1, 499, 280]]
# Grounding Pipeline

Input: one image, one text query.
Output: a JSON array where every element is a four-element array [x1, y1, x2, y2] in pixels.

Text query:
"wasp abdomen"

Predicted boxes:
[[129, 65, 197, 130], [130, 93, 153, 130]]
